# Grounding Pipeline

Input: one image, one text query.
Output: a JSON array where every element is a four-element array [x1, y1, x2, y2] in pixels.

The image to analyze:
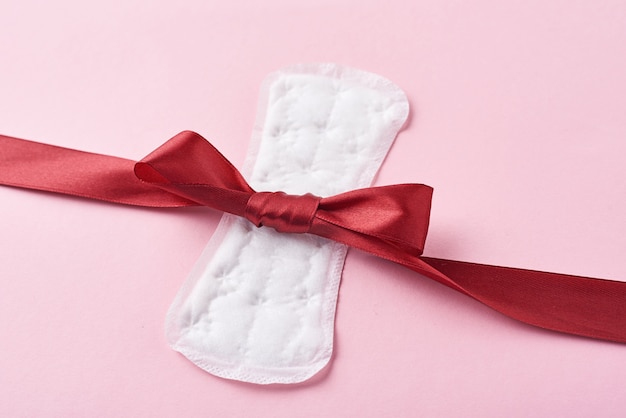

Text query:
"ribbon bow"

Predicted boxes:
[[1, 131, 626, 343], [134, 131, 434, 260]]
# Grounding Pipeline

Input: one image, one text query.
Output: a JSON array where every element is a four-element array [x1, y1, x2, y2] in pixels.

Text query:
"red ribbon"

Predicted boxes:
[[2, 130, 625, 343]]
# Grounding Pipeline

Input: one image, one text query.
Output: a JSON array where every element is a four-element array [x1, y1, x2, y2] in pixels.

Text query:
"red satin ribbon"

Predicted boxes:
[[2, 130, 625, 343]]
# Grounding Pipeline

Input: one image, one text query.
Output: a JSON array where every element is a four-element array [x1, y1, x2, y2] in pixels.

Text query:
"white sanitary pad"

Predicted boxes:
[[165, 63, 409, 384]]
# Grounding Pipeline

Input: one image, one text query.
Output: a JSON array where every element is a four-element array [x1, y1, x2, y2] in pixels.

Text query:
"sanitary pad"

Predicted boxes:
[[165, 63, 409, 384]]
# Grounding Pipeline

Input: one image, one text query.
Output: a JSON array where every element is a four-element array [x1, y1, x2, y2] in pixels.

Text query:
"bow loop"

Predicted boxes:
[[314, 184, 433, 256]]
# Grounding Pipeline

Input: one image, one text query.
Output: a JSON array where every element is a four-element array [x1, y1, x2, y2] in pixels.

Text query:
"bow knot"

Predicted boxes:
[[245, 191, 321, 233]]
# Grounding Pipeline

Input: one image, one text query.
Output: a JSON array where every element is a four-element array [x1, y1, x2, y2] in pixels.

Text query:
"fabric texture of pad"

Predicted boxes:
[[165, 63, 409, 384]]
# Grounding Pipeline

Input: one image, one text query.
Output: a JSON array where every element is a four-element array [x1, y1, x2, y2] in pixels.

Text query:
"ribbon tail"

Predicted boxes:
[[310, 210, 626, 343], [326, 225, 626, 343], [0, 133, 196, 207], [418, 257, 626, 343]]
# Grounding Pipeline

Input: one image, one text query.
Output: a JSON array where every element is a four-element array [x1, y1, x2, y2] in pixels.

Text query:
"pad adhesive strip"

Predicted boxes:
[[165, 63, 409, 384]]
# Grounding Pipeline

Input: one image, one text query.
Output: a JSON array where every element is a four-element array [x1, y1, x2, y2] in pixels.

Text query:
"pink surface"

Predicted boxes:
[[1, 0, 625, 416]]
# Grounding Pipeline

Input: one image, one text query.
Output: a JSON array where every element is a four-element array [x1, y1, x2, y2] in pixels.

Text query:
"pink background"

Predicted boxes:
[[2, 0, 626, 416]]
